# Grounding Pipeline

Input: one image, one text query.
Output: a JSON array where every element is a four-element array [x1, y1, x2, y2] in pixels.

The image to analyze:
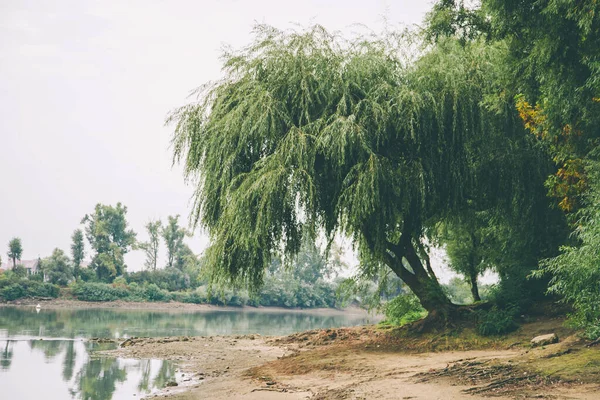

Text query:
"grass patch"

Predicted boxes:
[[526, 347, 600, 383]]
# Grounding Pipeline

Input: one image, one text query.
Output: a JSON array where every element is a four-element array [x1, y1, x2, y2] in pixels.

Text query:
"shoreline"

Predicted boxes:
[[100, 319, 600, 400], [0, 298, 378, 316]]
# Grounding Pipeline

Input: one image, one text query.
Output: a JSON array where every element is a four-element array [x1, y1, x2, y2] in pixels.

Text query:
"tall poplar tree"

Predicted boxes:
[[138, 220, 162, 271], [71, 229, 85, 281]]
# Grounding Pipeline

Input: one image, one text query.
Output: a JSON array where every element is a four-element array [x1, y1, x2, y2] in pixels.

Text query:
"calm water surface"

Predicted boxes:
[[0, 306, 374, 399]]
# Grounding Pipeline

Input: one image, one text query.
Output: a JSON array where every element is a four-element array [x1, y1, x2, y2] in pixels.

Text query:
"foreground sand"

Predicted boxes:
[[101, 320, 600, 400]]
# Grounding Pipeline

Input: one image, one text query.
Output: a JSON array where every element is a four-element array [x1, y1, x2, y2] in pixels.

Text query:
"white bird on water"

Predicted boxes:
[[35, 304, 41, 310]]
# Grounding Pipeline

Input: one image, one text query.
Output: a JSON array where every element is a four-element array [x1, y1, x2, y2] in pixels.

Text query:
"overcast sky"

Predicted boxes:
[[0, 0, 436, 271]]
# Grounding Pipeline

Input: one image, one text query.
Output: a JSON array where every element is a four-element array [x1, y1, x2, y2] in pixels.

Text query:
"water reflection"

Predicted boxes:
[[0, 339, 175, 400], [0, 306, 374, 339], [0, 306, 375, 399], [1, 340, 13, 370]]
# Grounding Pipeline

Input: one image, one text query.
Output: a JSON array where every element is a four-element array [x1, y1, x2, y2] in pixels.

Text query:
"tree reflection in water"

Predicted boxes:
[[0, 307, 371, 399], [1, 341, 13, 371], [74, 357, 127, 400], [0, 339, 175, 399], [63, 340, 77, 381]]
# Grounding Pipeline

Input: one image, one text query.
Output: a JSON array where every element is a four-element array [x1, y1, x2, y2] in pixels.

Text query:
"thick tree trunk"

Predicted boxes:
[[384, 238, 455, 318], [469, 272, 481, 302]]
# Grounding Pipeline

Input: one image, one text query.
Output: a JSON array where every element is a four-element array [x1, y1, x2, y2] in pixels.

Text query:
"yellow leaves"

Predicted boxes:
[[550, 158, 587, 212], [516, 95, 588, 213], [515, 95, 547, 139], [593, 97, 600, 102]]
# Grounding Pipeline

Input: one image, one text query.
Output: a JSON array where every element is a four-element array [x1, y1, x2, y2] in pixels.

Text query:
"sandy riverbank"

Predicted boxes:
[[100, 318, 600, 399]]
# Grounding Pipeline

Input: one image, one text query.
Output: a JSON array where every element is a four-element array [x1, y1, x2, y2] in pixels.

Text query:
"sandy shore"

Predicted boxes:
[[7, 299, 596, 398], [100, 322, 600, 400]]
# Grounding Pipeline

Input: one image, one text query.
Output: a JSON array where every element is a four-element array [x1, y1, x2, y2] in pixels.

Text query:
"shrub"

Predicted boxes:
[[73, 282, 129, 302], [1, 284, 26, 301], [476, 306, 519, 336], [79, 268, 96, 282], [144, 283, 170, 302], [0, 281, 59, 301], [24, 281, 60, 298], [383, 294, 427, 326]]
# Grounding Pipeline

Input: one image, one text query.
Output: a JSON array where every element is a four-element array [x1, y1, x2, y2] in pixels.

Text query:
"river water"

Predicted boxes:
[[0, 306, 374, 399]]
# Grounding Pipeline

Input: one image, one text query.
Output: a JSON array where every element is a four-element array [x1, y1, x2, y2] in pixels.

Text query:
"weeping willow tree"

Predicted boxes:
[[169, 25, 545, 321]]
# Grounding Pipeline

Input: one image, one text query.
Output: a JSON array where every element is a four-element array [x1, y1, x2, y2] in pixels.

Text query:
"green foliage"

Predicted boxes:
[[336, 263, 404, 311], [383, 294, 427, 326], [476, 306, 519, 336], [137, 220, 162, 271], [43, 248, 73, 286], [258, 275, 337, 308], [82, 203, 137, 282], [144, 283, 171, 302], [25, 281, 60, 298], [7, 237, 23, 268], [71, 229, 85, 280], [443, 277, 491, 305], [432, 212, 498, 302], [535, 159, 600, 339], [424, 0, 490, 44], [12, 265, 27, 279], [1, 284, 25, 301], [127, 268, 191, 292], [168, 22, 565, 317], [72, 283, 129, 302], [78, 267, 96, 282], [161, 215, 188, 270], [0, 277, 59, 301], [484, 0, 600, 152]]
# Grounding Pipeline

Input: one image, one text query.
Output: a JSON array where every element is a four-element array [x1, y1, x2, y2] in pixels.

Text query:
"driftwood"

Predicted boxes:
[[586, 338, 600, 348], [463, 376, 531, 394], [251, 388, 287, 393]]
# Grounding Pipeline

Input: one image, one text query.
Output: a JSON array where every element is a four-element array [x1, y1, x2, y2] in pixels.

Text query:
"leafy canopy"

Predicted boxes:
[[43, 248, 73, 286], [7, 238, 23, 268], [169, 24, 555, 308], [71, 229, 85, 280], [82, 203, 136, 282]]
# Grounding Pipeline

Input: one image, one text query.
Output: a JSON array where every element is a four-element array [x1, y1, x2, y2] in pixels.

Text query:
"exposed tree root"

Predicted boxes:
[[416, 359, 560, 396], [585, 337, 600, 347], [408, 302, 492, 333]]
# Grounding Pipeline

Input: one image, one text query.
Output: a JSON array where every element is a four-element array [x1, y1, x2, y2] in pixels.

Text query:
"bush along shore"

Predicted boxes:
[[0, 277, 342, 309]]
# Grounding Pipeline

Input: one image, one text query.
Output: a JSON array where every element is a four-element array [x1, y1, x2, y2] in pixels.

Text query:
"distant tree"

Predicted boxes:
[[82, 203, 136, 282], [433, 212, 497, 302], [71, 229, 85, 281], [7, 238, 23, 269], [173, 243, 195, 272], [161, 215, 188, 270], [137, 220, 162, 271], [43, 248, 73, 286]]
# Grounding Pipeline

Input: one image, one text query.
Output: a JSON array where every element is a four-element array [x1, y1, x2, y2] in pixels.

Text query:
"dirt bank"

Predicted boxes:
[[101, 318, 600, 399]]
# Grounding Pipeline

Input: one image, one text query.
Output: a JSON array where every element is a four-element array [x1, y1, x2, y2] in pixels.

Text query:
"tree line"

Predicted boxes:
[[0, 203, 353, 308]]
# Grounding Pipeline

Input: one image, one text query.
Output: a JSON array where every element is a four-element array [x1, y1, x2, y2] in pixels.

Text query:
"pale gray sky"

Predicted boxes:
[[0, 0, 434, 270]]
